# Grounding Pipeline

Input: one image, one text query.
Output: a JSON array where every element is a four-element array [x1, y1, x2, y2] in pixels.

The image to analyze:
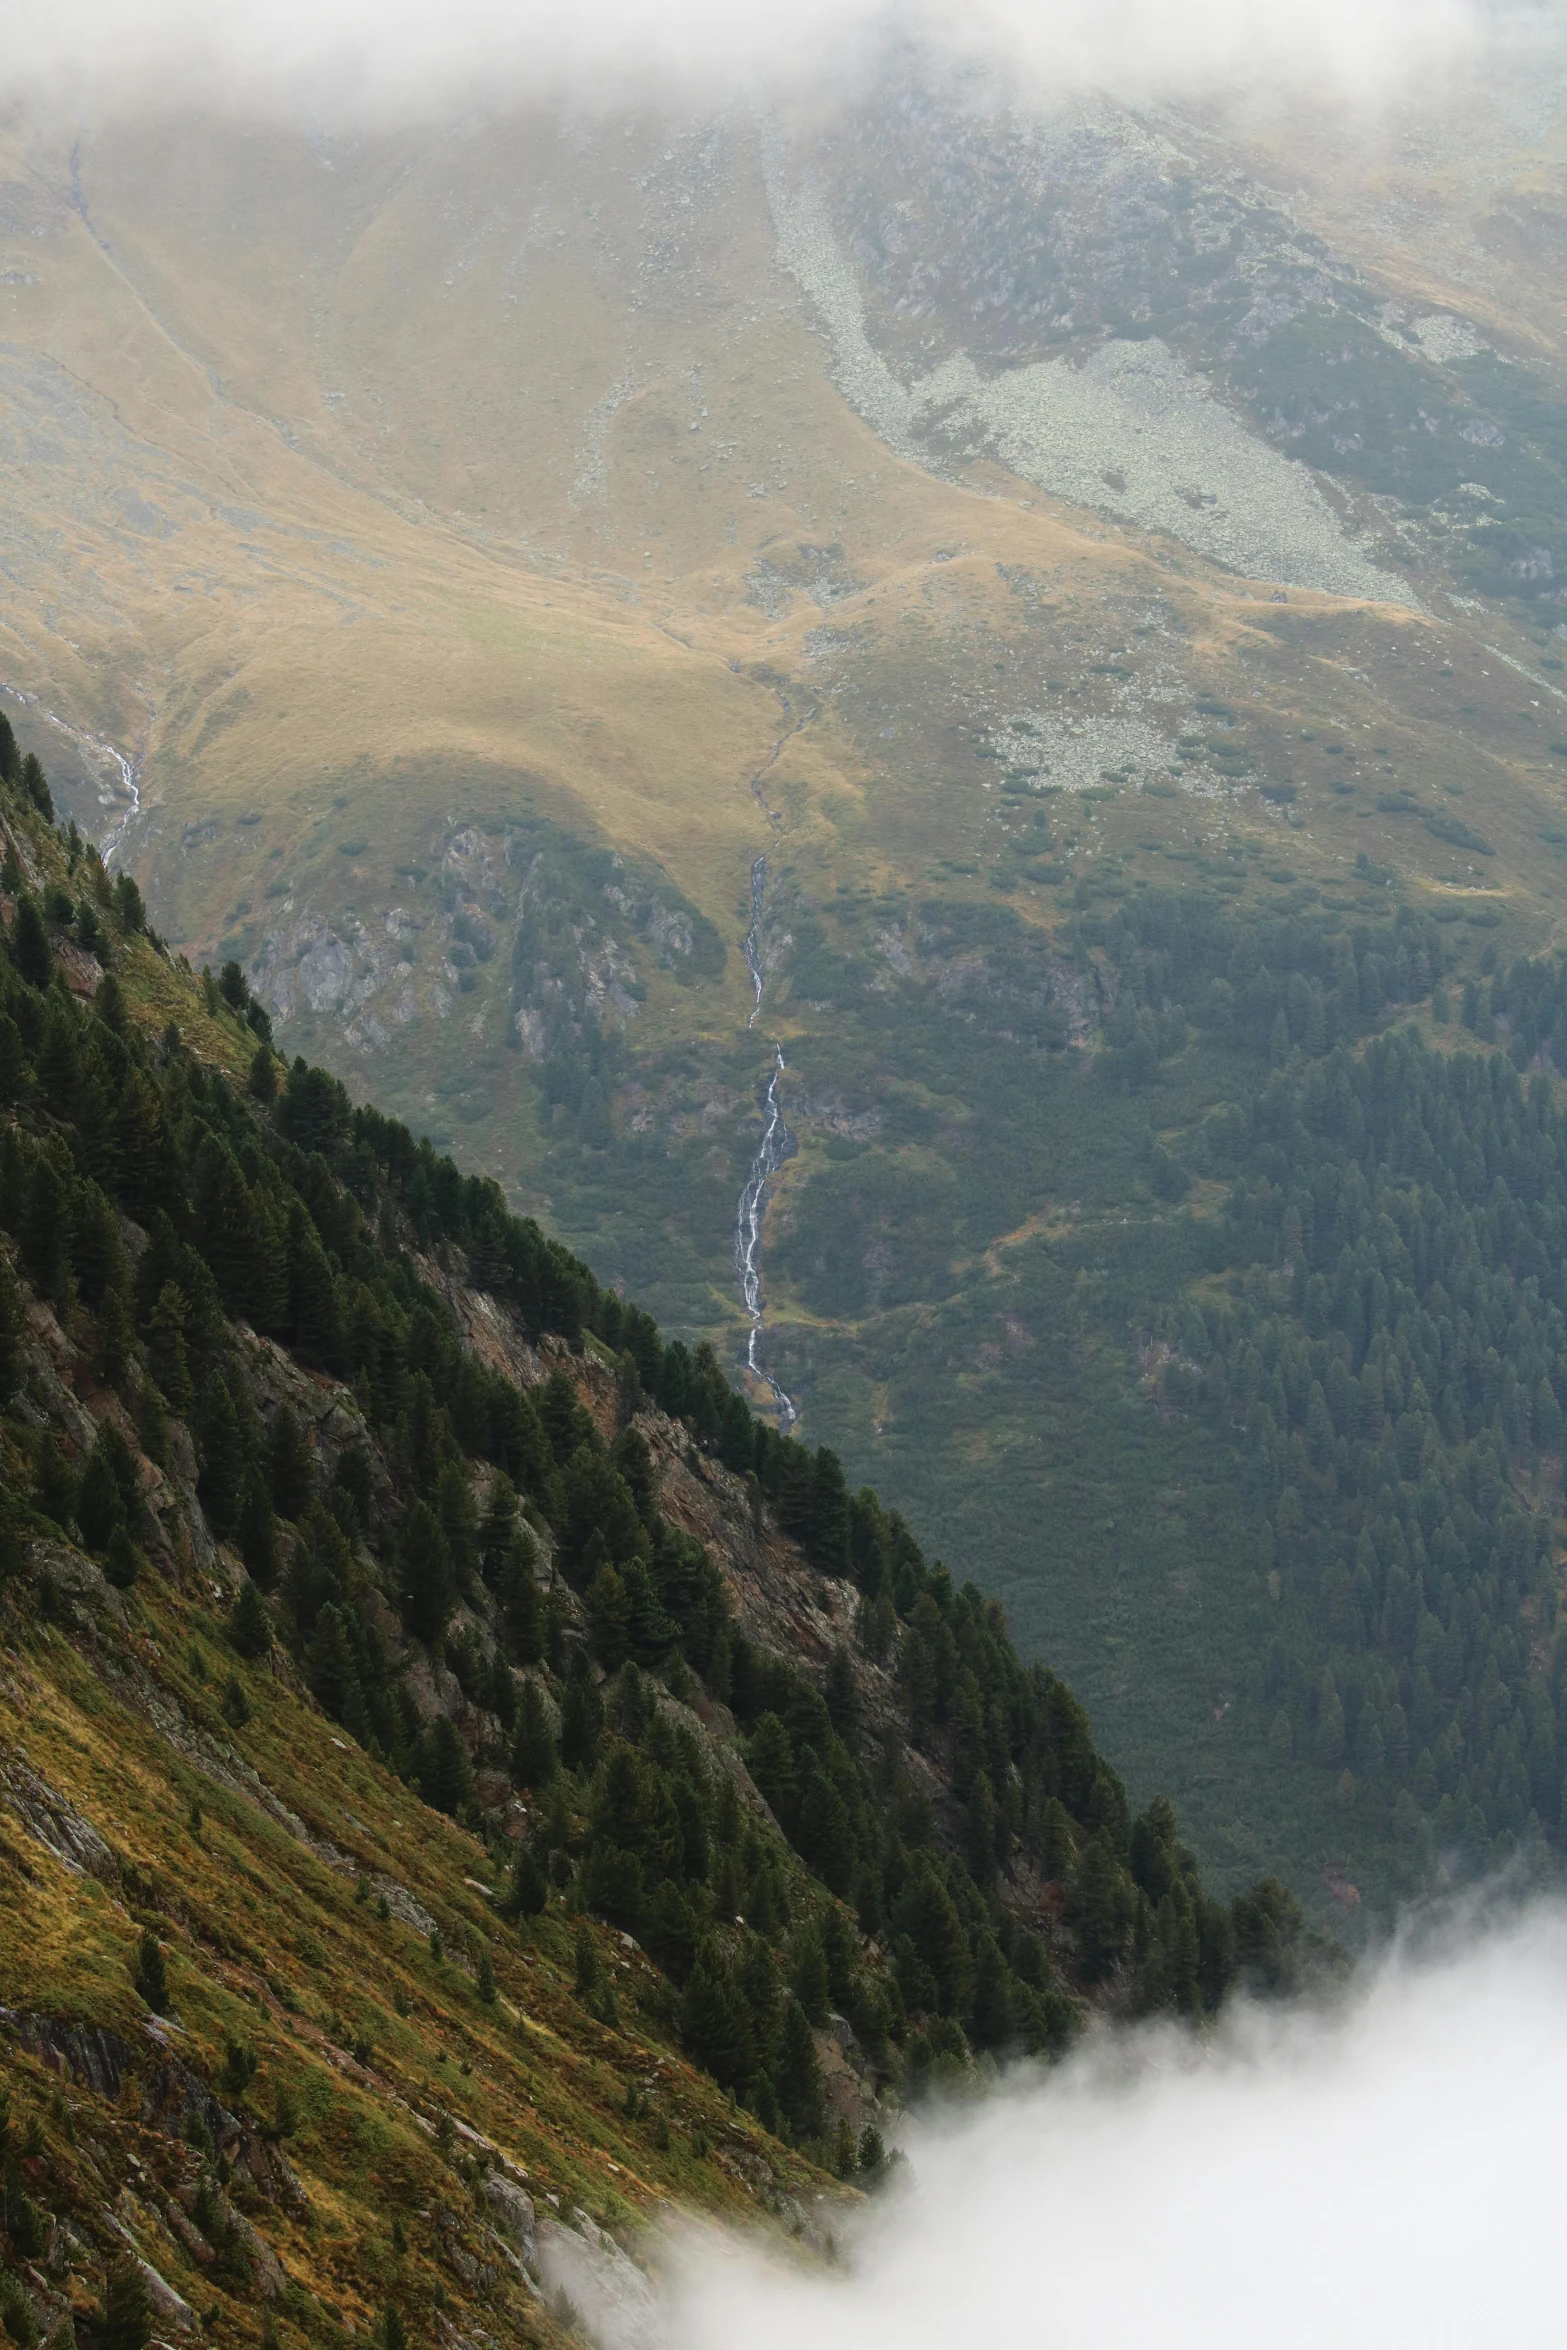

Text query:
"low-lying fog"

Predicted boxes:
[[654, 1906, 1564, 2350]]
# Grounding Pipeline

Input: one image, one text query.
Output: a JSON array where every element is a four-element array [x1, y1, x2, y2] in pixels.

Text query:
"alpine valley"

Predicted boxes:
[[8, 23, 1567, 1955]]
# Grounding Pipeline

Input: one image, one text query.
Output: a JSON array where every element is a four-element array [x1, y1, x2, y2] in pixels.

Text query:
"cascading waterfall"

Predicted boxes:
[[1, 684, 141, 864], [735, 853, 797, 1427]]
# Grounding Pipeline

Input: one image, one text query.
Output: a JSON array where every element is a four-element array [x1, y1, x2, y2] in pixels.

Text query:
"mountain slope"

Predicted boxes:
[[6, 54, 1567, 1917], [0, 740, 1308, 2350]]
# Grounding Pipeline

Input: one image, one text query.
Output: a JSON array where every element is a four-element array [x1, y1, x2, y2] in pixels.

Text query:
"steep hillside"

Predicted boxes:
[[0, 745, 1308, 2350], [6, 51, 1567, 1914]]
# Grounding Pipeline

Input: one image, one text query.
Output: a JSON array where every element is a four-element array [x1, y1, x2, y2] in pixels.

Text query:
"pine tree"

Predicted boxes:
[[0, 1251, 21, 1404], [145, 1283, 194, 1416], [97, 1281, 133, 1389], [266, 1405, 313, 1520], [400, 1501, 453, 1647], [104, 1526, 139, 1590], [3, 2154, 45, 2258], [476, 1946, 497, 2003], [10, 896, 51, 989], [560, 1650, 604, 1773], [77, 1443, 125, 1552], [421, 1716, 473, 1817], [679, 1951, 752, 2093], [501, 1534, 544, 1663], [31, 1432, 76, 1531], [574, 1921, 600, 1996], [238, 1470, 279, 1589], [506, 1843, 548, 1922], [198, 1380, 244, 1541], [791, 1922, 831, 2026], [131, 1927, 168, 2012], [229, 1577, 272, 1660], [480, 1470, 518, 1582], [586, 1562, 632, 1670], [97, 2258, 153, 2350], [21, 1151, 70, 1305], [436, 1459, 479, 1587], [511, 1678, 558, 1788], [20, 754, 52, 823], [775, 1995, 823, 2138]]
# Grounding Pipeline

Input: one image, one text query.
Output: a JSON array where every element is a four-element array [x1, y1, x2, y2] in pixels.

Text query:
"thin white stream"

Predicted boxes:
[[735, 853, 797, 1426], [1, 683, 141, 864]]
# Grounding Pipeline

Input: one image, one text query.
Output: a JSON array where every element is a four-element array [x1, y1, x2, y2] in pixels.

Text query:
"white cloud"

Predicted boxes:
[[656, 1906, 1567, 2350], [5, 0, 1526, 125]]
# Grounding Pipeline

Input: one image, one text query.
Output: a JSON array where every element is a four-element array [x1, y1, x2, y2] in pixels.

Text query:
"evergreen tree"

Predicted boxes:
[[10, 896, 51, 989], [400, 1500, 453, 1647], [422, 1715, 474, 1817], [96, 2258, 153, 2350], [775, 1995, 824, 2138], [506, 1843, 548, 1922], [679, 1950, 752, 2092], [198, 1380, 244, 1541], [238, 1469, 279, 1589], [586, 1561, 632, 1670], [574, 1921, 600, 1996], [77, 1442, 126, 1552], [229, 1577, 272, 1660], [501, 1534, 544, 1664], [479, 1470, 518, 1582], [31, 1432, 76, 1531], [791, 1922, 831, 2026], [266, 1405, 314, 1520], [145, 1283, 194, 1416], [511, 1678, 558, 1788], [0, 1251, 22, 1404], [559, 1650, 603, 1773], [130, 1928, 168, 2012], [104, 1526, 139, 1590], [21, 1151, 70, 1304]]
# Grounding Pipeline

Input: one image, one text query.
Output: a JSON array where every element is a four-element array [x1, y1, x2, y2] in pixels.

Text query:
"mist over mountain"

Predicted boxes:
[[2, 0, 1517, 122], [661, 1904, 1567, 2350]]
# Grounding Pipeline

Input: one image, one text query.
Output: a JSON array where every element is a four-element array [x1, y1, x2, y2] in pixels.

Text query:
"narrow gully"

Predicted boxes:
[[1, 683, 141, 865], [735, 852, 797, 1427]]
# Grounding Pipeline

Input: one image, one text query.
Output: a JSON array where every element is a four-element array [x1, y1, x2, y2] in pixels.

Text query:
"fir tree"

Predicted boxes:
[[229, 1578, 272, 1660], [32, 1433, 76, 1532], [501, 1533, 544, 1663], [266, 1405, 313, 1520], [775, 1996, 823, 2138], [511, 1677, 558, 1788], [10, 896, 51, 990], [791, 1922, 831, 2027], [0, 1252, 21, 1404], [238, 1470, 279, 1589], [506, 1843, 548, 1922], [21, 1151, 70, 1305], [559, 1649, 603, 1773], [586, 1562, 632, 1670], [421, 1716, 473, 1817], [145, 1283, 194, 1416], [104, 1526, 139, 1590], [573, 1921, 600, 1996], [197, 1380, 244, 1540], [400, 1500, 453, 1647], [77, 1443, 125, 1552], [130, 1928, 168, 2012], [479, 1470, 518, 1583], [96, 2258, 152, 2350]]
